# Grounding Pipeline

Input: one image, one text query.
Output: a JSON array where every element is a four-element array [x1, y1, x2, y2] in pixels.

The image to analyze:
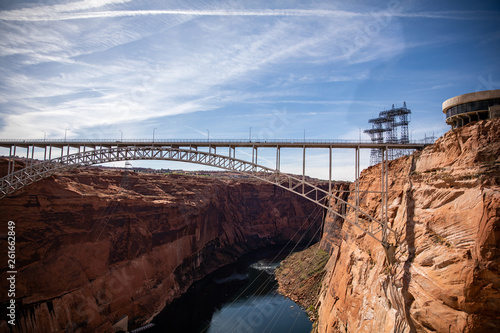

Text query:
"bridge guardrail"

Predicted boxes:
[[0, 138, 434, 144]]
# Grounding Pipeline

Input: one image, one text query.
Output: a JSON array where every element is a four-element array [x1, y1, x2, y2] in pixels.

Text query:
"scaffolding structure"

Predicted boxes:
[[365, 102, 412, 165]]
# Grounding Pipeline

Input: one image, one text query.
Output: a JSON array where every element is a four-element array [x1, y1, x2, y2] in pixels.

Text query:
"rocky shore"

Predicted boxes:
[[276, 243, 329, 324]]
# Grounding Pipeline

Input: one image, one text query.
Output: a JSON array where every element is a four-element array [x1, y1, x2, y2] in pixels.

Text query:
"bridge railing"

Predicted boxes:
[[0, 138, 433, 145]]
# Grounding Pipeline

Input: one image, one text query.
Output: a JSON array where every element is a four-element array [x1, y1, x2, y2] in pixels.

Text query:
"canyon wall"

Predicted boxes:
[[0, 169, 322, 332], [316, 118, 500, 332]]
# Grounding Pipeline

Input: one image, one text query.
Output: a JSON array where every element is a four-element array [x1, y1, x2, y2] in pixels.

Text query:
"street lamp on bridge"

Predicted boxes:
[[249, 127, 252, 142], [41, 130, 46, 141], [119, 130, 123, 141], [64, 129, 70, 141], [207, 129, 210, 142], [153, 128, 157, 143]]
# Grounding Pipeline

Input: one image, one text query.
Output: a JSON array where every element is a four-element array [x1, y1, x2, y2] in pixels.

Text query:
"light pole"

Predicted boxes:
[[64, 128, 70, 141], [249, 127, 252, 141], [153, 127, 157, 142], [207, 129, 209, 141], [119, 130, 123, 141], [42, 130, 46, 141], [303, 129, 305, 142], [359, 127, 361, 142]]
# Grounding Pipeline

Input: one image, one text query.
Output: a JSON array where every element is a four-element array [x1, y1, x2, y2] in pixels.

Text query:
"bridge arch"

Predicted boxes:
[[0, 145, 395, 246]]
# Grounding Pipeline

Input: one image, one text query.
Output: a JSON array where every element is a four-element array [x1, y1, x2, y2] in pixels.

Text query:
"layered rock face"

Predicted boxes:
[[0, 169, 321, 332], [316, 119, 500, 332]]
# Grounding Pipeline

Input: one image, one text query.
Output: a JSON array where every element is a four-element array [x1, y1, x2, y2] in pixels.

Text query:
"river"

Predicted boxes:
[[150, 246, 312, 333]]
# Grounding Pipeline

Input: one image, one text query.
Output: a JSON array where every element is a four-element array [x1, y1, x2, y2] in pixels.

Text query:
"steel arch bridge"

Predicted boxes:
[[0, 139, 427, 248]]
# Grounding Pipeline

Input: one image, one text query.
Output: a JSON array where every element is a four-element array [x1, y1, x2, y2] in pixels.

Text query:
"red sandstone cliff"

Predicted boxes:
[[0, 169, 321, 332], [316, 119, 500, 332]]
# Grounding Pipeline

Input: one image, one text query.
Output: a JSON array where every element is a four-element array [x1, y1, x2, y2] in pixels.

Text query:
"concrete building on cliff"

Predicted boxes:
[[443, 89, 500, 128]]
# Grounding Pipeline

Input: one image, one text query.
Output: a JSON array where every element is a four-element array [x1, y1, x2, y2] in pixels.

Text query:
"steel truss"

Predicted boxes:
[[0, 144, 398, 248], [365, 102, 412, 165]]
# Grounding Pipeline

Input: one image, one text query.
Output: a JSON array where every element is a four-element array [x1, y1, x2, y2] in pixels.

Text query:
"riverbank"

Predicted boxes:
[[275, 243, 329, 325]]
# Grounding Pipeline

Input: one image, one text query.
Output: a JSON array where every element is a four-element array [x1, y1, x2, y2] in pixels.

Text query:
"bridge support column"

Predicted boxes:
[[231, 146, 235, 168], [328, 146, 332, 194], [302, 146, 306, 194], [7, 145, 16, 176], [251, 146, 254, 166], [276, 146, 280, 172], [25, 146, 30, 167], [355, 146, 360, 225], [381, 148, 384, 229], [385, 148, 389, 239], [252, 146, 258, 173], [7, 146, 11, 176], [31, 145, 35, 166], [380, 147, 390, 247]]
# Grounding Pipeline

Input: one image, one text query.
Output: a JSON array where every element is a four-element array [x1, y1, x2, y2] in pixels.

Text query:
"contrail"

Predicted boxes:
[[0, 7, 492, 22], [1, 9, 362, 21]]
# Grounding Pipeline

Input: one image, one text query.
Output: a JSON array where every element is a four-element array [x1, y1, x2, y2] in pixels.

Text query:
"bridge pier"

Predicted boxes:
[[328, 146, 332, 195], [355, 146, 360, 226], [380, 147, 391, 247], [276, 146, 280, 172], [302, 145, 306, 194], [251, 146, 258, 174], [7, 145, 15, 175], [255, 147, 258, 172]]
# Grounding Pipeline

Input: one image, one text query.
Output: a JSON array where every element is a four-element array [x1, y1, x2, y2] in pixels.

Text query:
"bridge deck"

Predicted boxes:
[[0, 139, 428, 149]]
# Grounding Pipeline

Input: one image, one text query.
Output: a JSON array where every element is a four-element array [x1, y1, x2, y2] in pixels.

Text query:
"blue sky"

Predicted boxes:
[[0, 0, 499, 180]]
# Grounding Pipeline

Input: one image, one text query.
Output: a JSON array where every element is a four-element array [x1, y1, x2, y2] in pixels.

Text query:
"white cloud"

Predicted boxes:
[[3, 4, 401, 139], [0, 0, 133, 21]]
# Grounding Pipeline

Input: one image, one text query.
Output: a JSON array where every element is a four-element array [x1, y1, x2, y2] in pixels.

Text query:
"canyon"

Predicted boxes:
[[0, 118, 498, 333], [0, 167, 323, 332]]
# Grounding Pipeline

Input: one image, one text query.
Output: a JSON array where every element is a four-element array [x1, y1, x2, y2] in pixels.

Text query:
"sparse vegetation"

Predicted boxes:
[[427, 228, 453, 248], [275, 243, 330, 321], [367, 249, 375, 266]]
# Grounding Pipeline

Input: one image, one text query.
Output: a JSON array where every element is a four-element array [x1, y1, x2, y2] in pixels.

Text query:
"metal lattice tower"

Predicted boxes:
[[364, 102, 412, 165], [365, 117, 389, 165]]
